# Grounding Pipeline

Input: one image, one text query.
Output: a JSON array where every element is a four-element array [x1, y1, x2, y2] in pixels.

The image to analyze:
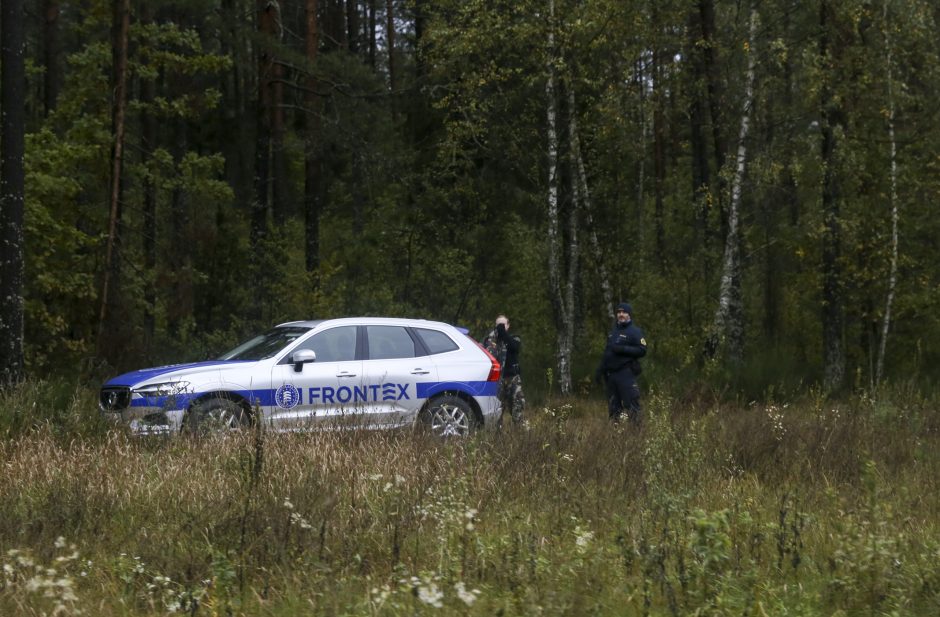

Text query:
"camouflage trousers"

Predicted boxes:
[[497, 374, 525, 425]]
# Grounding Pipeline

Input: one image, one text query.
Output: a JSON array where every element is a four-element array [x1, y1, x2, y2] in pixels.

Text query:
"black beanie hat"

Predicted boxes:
[[616, 302, 633, 314]]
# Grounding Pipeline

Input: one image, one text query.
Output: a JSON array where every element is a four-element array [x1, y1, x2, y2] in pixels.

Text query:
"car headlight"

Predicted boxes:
[[133, 381, 191, 397]]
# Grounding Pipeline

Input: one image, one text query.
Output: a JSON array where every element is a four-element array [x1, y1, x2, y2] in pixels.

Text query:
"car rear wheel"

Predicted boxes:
[[421, 394, 476, 438], [184, 397, 248, 435]]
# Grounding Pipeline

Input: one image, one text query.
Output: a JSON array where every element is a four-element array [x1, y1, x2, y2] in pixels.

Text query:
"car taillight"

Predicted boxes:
[[468, 336, 501, 382]]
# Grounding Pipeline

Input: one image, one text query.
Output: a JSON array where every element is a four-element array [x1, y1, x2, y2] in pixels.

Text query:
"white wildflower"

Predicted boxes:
[[371, 584, 392, 606], [455, 581, 480, 606], [574, 525, 594, 552], [464, 508, 478, 531], [26, 576, 43, 592], [417, 581, 444, 608], [290, 512, 314, 530]]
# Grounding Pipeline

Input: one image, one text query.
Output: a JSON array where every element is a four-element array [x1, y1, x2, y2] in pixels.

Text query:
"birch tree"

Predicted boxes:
[[544, 0, 568, 393], [570, 89, 613, 319], [706, 4, 758, 362], [875, 0, 899, 386]]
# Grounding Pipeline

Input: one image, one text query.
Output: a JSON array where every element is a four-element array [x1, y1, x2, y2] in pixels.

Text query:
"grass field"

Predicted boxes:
[[1, 381, 939, 615]]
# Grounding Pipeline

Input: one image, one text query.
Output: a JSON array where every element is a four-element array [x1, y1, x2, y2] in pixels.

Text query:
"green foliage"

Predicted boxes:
[[0, 380, 107, 440]]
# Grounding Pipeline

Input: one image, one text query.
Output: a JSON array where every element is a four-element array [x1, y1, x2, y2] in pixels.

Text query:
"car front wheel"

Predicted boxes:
[[184, 396, 248, 435], [422, 394, 476, 438]]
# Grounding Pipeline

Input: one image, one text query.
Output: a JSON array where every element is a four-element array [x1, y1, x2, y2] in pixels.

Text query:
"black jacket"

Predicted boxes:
[[484, 323, 522, 377], [599, 319, 647, 375]]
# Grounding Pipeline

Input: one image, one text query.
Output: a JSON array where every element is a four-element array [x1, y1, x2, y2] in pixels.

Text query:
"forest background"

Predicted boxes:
[[2, 3, 940, 615], [1, 0, 939, 400]]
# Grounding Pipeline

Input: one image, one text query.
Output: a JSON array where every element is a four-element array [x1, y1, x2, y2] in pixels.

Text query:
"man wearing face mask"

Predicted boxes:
[[595, 302, 647, 424]]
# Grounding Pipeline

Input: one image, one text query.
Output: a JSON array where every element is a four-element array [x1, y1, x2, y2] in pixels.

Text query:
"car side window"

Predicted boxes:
[[367, 326, 416, 360], [414, 328, 459, 355], [290, 326, 357, 363]]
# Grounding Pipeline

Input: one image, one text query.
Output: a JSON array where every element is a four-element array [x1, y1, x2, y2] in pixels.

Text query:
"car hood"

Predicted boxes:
[[103, 360, 255, 388]]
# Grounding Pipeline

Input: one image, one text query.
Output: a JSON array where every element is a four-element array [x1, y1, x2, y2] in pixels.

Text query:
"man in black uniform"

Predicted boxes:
[[596, 302, 647, 424], [484, 314, 525, 426]]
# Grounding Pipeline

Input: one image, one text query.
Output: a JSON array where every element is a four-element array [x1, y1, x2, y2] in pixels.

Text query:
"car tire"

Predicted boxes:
[[421, 394, 477, 438], [184, 396, 248, 435]]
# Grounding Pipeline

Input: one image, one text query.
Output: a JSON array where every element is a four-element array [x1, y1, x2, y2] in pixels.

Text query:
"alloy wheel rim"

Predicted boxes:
[[430, 403, 469, 437]]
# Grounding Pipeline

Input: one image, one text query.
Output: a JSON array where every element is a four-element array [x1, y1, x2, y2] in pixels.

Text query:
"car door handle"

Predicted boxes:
[[336, 372, 357, 378], [411, 369, 430, 375]]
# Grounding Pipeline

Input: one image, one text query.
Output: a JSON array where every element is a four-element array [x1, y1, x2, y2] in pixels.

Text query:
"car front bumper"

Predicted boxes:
[[102, 407, 185, 436]]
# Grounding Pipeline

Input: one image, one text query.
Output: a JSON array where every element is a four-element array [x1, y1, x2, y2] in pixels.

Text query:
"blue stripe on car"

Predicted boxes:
[[417, 381, 498, 398], [130, 381, 497, 410]]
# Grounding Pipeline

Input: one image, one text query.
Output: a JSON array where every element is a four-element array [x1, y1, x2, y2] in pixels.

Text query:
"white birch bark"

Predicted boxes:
[[556, 87, 583, 395], [544, 0, 568, 394], [708, 4, 758, 361], [876, 0, 899, 386], [570, 88, 613, 319]]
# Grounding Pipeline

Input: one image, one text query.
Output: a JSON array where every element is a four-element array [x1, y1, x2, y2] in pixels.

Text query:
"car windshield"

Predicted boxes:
[[218, 326, 312, 361]]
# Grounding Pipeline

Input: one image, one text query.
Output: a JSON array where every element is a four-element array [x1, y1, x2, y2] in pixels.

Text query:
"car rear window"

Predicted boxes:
[[415, 328, 459, 355]]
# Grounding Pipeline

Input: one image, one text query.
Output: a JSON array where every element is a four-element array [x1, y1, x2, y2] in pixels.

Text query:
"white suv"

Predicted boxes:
[[99, 317, 502, 436]]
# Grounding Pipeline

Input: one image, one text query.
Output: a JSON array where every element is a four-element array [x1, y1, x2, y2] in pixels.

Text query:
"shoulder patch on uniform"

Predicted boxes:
[[640, 338, 647, 346]]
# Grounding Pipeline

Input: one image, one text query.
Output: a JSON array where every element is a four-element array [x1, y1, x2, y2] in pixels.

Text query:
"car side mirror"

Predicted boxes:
[[291, 349, 316, 372]]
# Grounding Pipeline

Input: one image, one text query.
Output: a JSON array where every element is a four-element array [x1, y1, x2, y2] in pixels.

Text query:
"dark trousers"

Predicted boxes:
[[606, 367, 641, 424]]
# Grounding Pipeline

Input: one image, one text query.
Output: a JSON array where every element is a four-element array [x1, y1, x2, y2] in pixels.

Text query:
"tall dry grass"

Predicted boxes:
[[1, 383, 938, 615]]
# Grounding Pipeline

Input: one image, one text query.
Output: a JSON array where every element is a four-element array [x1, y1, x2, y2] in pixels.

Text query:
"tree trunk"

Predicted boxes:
[[0, 0, 27, 383], [368, 0, 376, 69], [652, 46, 666, 267], [254, 0, 275, 251], [42, 0, 60, 115], [570, 89, 613, 319], [544, 0, 568, 394], [97, 0, 131, 357], [707, 4, 757, 363], [558, 87, 581, 396], [385, 0, 395, 90], [876, 0, 899, 386], [634, 56, 648, 265], [699, 0, 727, 233], [168, 124, 194, 336], [140, 24, 157, 343], [819, 0, 845, 391], [347, 0, 360, 53], [266, 1, 288, 226], [305, 0, 322, 277], [687, 4, 711, 264]]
